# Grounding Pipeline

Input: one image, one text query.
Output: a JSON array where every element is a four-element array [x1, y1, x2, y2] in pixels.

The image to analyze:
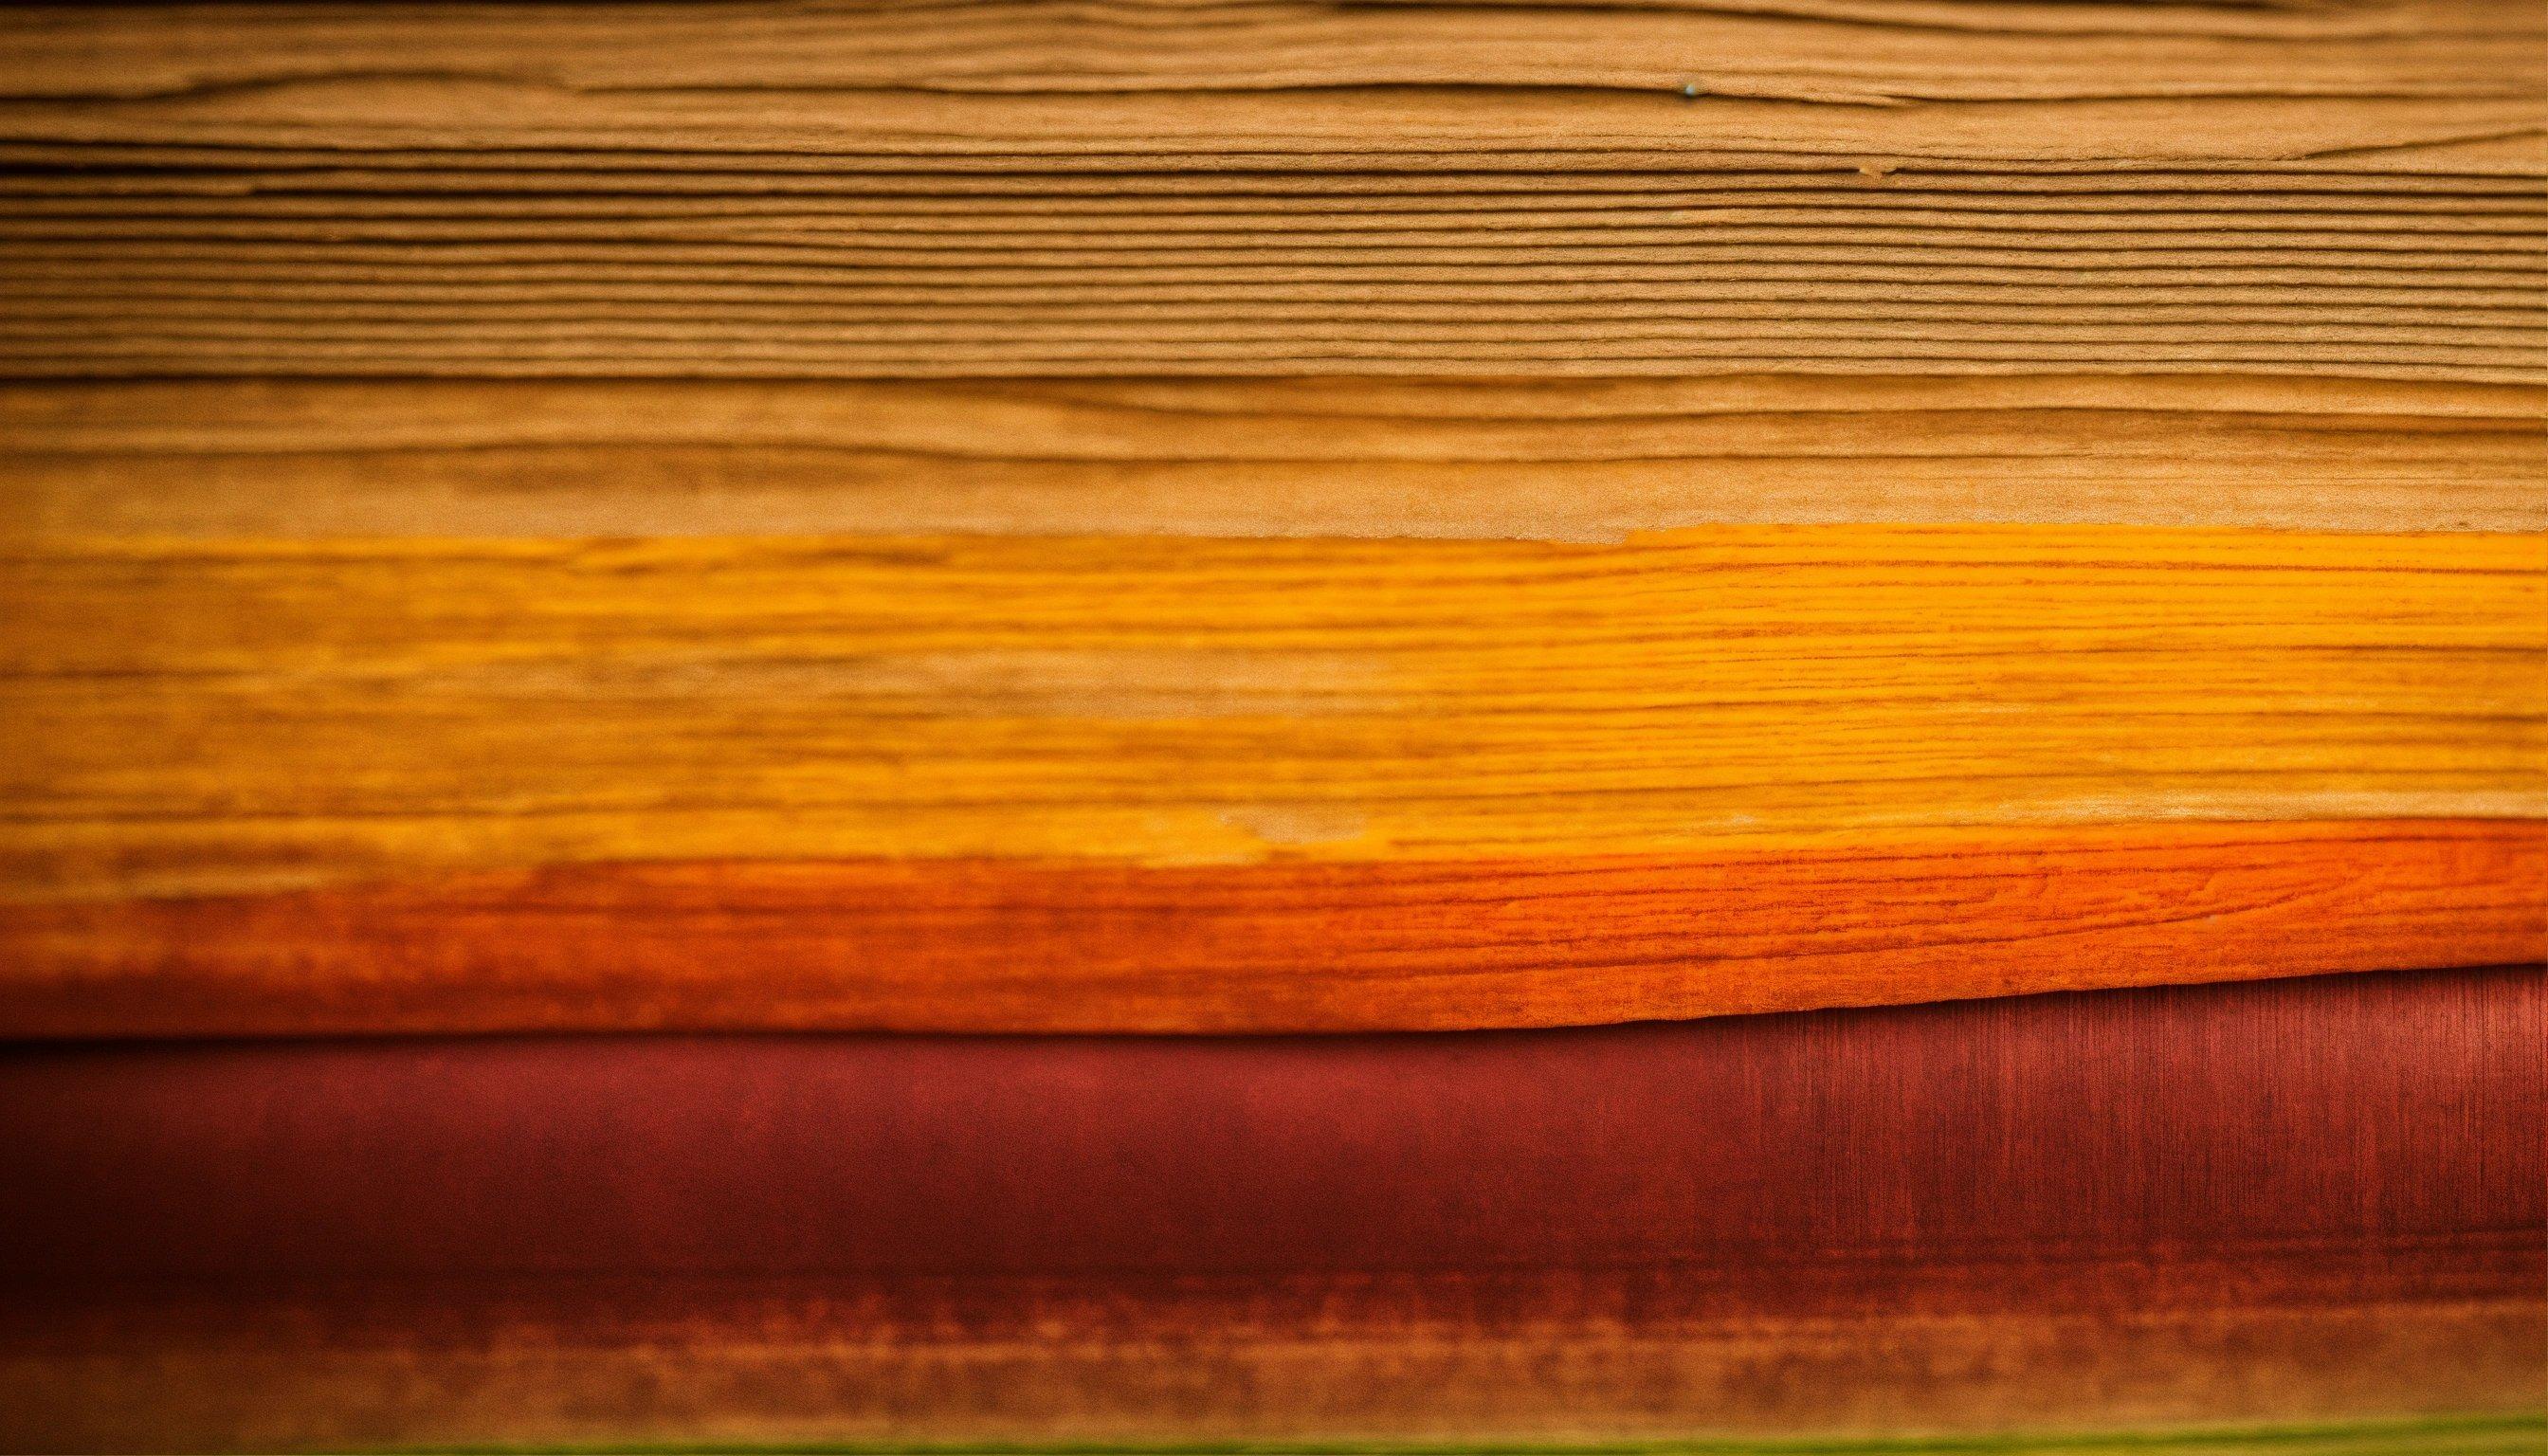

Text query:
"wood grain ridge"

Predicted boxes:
[[0, 0, 2539, 378], [0, 968, 2537, 1449], [3, 526, 2539, 902], [4, 375, 2540, 538], [1, 820, 2538, 1037], [9, 0, 2536, 103]]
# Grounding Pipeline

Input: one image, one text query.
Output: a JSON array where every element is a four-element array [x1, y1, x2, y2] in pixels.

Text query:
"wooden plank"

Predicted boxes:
[[4, 526, 2538, 905], [4, 375, 2541, 539], [0, 969, 2537, 1449], [0, 0, 2537, 377], [5, 1295, 2537, 1454], [4, 517, 2536, 1033], [3, 821, 2539, 1037], [6, 0, 2529, 103]]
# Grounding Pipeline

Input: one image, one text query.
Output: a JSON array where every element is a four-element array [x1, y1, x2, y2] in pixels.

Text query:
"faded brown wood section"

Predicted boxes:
[[5, 375, 2542, 537], [0, 0, 2540, 377], [9, 1276, 2537, 1453]]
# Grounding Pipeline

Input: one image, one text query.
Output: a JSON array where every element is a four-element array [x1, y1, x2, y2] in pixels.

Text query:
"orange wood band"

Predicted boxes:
[[9, 525, 2538, 901], [5, 818, 2537, 1038]]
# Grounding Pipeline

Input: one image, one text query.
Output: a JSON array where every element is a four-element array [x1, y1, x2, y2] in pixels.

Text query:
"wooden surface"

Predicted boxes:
[[6, 821, 2539, 1038], [0, 0, 2540, 377], [3, 519, 2539, 1033], [0, 969, 2537, 1451], [0, 1, 2540, 1447], [6, 376, 2543, 538], [8, 526, 2539, 892], [4, 364, 2541, 1035]]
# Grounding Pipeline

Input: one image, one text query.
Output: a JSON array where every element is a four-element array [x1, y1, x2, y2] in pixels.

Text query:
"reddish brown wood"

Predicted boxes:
[[2, 819, 2537, 1037], [0, 968, 2537, 1448], [8, 967, 2536, 1278]]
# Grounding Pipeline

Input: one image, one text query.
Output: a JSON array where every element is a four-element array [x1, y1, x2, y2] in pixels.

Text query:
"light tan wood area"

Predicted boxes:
[[0, 0, 2539, 377], [4, 375, 2541, 538]]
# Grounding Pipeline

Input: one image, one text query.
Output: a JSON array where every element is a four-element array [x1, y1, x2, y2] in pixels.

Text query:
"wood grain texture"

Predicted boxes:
[[0, 968, 2537, 1450], [3, 821, 2539, 1037], [6, 1288, 2536, 1455], [3, 525, 2537, 906], [4, 375, 2541, 539], [0, 0, 2539, 378], [6, 5, 2539, 1449]]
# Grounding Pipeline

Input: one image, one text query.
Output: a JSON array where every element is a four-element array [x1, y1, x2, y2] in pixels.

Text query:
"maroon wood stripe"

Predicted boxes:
[[0, 967, 2538, 1448]]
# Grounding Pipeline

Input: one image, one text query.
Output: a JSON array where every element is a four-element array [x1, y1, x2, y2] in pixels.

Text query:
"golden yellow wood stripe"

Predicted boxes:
[[1, 525, 2539, 901]]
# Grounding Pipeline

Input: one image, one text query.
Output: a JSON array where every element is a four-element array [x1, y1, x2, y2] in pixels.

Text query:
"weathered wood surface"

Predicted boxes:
[[0, 970, 2538, 1451], [6, 375, 2542, 537], [0, 0, 2539, 377]]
